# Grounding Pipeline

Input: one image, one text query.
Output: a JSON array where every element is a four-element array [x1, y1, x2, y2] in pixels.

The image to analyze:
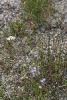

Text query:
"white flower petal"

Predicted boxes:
[[6, 36, 16, 41]]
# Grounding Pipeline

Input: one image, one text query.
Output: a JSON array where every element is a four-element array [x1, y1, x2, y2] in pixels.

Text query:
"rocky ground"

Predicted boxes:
[[0, 0, 21, 30], [0, 0, 67, 100]]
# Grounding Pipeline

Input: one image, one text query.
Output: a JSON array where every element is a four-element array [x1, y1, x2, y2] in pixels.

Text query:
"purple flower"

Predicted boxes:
[[30, 67, 36, 76], [30, 67, 40, 77]]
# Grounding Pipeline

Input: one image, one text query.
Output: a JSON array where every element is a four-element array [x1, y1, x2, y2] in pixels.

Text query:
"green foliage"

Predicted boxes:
[[0, 86, 4, 99], [64, 79, 67, 85], [22, 0, 53, 25], [9, 21, 27, 37]]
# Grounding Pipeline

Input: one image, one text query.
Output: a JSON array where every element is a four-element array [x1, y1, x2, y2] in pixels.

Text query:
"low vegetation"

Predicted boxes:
[[0, 0, 67, 100]]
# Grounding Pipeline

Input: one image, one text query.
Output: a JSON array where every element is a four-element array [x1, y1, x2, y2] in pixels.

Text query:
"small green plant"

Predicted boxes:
[[9, 21, 27, 37], [22, 0, 53, 26], [0, 86, 4, 100]]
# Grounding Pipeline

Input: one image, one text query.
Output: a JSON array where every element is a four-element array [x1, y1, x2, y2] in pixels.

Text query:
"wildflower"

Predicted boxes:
[[30, 67, 36, 76], [40, 78, 46, 84], [39, 85, 42, 89], [30, 67, 40, 77], [6, 36, 16, 41]]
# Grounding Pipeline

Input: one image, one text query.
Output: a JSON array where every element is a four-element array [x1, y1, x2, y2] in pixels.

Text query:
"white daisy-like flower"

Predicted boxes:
[[6, 36, 16, 41], [39, 85, 42, 89], [40, 78, 46, 83]]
